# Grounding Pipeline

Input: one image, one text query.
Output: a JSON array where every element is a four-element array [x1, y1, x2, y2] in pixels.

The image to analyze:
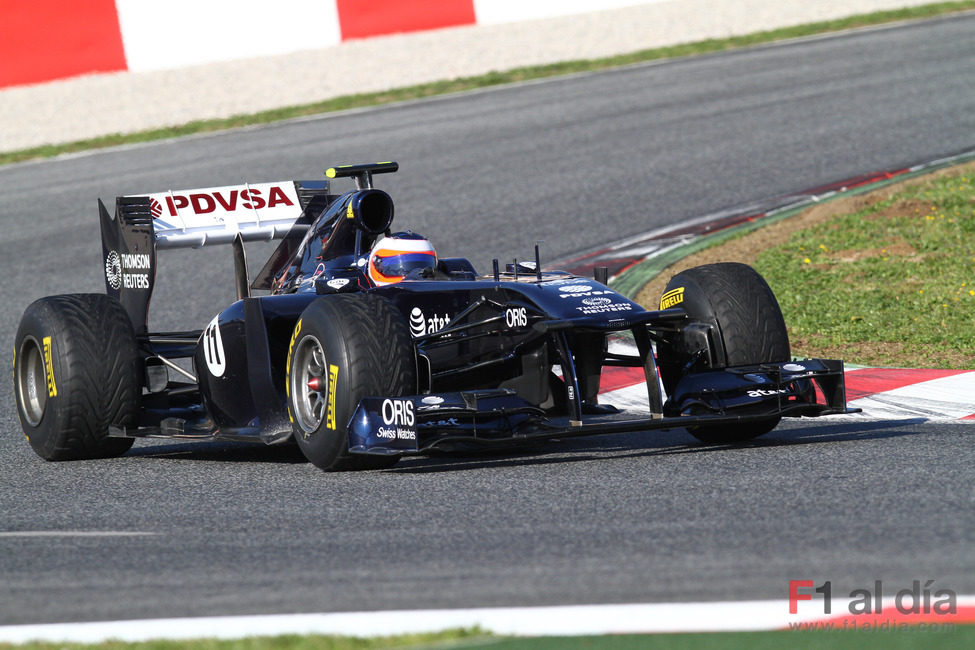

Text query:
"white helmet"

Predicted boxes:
[[367, 232, 437, 286]]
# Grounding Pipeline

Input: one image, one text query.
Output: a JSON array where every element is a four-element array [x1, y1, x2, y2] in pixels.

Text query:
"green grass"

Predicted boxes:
[[752, 169, 975, 368], [0, 628, 488, 650], [479, 626, 975, 649], [3, 0, 975, 166]]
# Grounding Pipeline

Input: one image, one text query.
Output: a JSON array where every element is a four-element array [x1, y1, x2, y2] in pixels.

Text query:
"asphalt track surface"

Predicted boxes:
[[1, 15, 973, 626]]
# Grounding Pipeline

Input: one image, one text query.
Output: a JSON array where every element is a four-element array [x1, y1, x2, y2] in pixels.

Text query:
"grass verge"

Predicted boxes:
[[3, 1, 975, 166], [635, 160, 975, 369], [481, 626, 975, 649], [751, 165, 975, 368], [0, 627, 489, 650]]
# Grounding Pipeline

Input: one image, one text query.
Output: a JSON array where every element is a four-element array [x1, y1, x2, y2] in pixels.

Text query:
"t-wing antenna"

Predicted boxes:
[[325, 161, 399, 190]]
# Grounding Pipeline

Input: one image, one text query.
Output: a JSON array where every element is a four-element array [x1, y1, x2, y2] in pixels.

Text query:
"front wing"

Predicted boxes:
[[348, 359, 856, 455]]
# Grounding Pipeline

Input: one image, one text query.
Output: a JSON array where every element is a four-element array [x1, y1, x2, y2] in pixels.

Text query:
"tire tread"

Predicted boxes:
[[289, 293, 416, 471], [15, 294, 139, 460], [657, 263, 789, 444]]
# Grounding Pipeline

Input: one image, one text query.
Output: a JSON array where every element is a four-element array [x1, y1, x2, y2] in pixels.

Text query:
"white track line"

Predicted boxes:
[[0, 531, 156, 538]]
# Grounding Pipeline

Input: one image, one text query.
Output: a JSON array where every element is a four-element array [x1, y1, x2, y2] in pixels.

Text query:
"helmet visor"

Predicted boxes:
[[372, 251, 437, 280]]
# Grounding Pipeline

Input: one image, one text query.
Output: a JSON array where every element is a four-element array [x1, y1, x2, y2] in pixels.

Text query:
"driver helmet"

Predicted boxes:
[[367, 231, 438, 286]]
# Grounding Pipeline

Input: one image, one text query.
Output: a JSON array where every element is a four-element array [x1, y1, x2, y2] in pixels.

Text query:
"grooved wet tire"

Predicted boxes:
[[13, 294, 141, 460], [286, 293, 416, 471], [658, 263, 790, 443]]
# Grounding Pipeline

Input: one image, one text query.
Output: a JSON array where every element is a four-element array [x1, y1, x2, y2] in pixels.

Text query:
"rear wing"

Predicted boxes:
[[99, 180, 332, 334]]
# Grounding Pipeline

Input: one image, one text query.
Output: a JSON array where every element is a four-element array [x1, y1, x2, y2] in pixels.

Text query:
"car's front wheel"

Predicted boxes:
[[286, 293, 416, 471], [656, 263, 791, 443]]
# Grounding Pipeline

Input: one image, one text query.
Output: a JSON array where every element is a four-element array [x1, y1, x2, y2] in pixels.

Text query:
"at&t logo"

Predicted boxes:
[[409, 307, 451, 337]]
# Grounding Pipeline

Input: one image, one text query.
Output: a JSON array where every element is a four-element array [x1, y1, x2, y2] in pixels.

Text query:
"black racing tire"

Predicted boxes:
[[657, 263, 790, 444], [13, 294, 141, 460], [286, 293, 416, 471]]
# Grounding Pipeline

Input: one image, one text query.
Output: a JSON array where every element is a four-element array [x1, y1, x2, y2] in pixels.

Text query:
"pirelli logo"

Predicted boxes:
[[42, 336, 57, 397], [325, 364, 339, 430], [286, 320, 302, 390], [285, 320, 302, 424], [660, 287, 685, 310]]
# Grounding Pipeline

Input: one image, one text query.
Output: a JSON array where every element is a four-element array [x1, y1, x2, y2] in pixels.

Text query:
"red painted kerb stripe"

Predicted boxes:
[[0, 0, 126, 88], [844, 367, 968, 401], [336, 0, 476, 40]]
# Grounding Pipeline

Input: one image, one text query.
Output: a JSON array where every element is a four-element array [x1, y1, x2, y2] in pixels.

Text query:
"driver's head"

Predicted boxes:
[[367, 231, 437, 286]]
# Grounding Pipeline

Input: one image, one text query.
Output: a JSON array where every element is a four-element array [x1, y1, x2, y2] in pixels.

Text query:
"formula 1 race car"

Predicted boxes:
[[13, 162, 854, 471]]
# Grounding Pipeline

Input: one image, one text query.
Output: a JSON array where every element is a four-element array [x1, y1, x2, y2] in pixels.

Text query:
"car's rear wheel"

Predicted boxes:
[[656, 263, 790, 443], [13, 294, 141, 460], [286, 293, 416, 471]]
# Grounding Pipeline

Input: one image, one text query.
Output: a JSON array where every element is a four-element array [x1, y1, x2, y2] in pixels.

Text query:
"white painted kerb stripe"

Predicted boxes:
[[0, 601, 795, 643], [848, 372, 975, 420], [5, 598, 972, 644], [115, 0, 342, 72]]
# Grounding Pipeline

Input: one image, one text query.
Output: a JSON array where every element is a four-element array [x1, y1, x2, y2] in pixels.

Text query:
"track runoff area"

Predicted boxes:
[[2, 153, 974, 645]]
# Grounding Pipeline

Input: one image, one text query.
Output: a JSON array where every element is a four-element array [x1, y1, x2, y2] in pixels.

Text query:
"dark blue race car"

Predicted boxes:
[[12, 162, 854, 471]]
